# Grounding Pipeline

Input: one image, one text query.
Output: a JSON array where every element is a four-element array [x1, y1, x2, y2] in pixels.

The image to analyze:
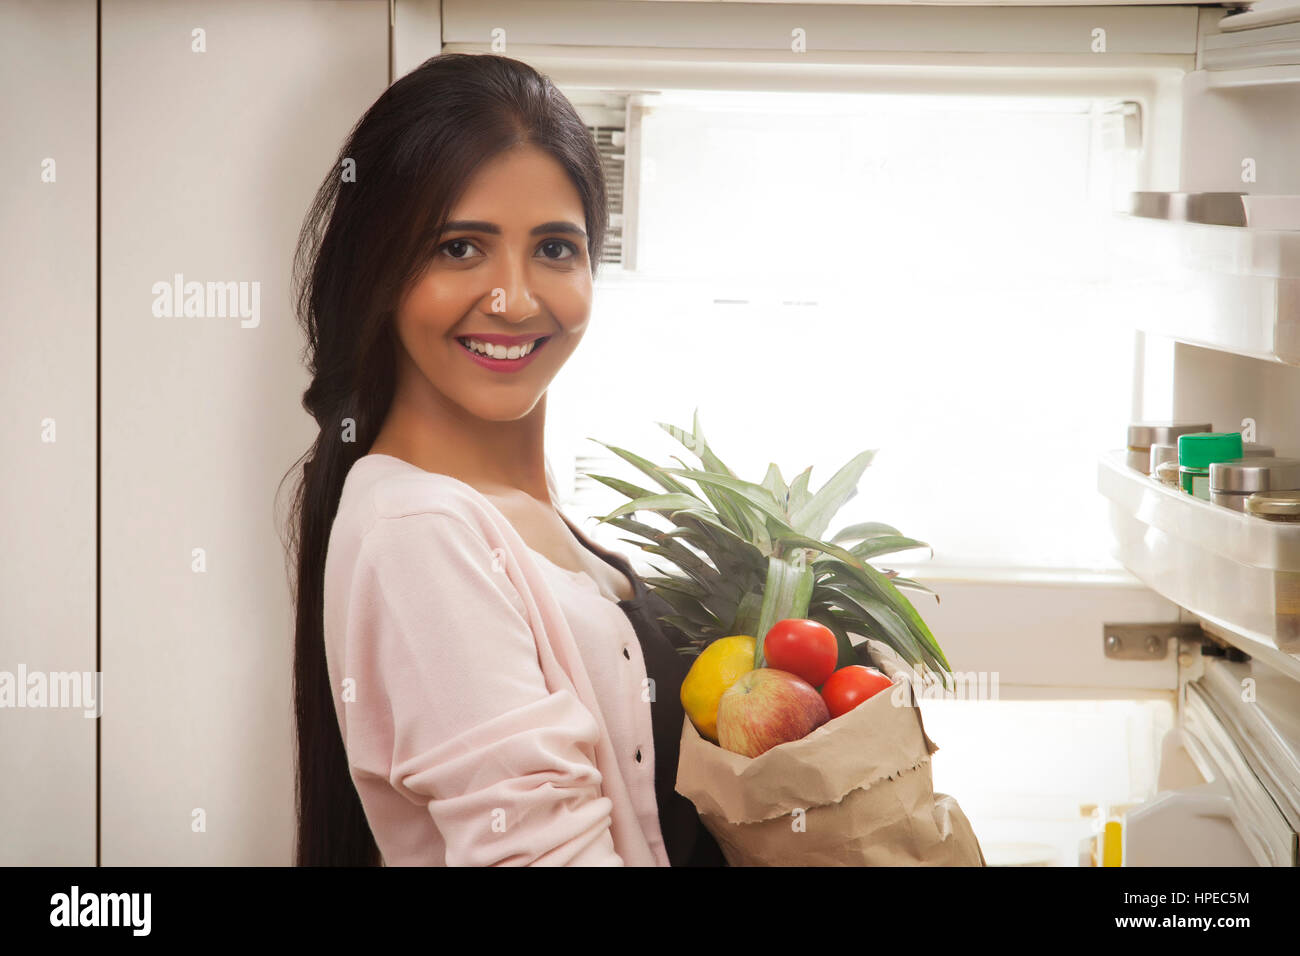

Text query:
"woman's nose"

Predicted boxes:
[[483, 253, 540, 322]]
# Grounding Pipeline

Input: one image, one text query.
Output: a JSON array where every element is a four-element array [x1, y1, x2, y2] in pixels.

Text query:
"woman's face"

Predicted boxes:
[[391, 143, 594, 423]]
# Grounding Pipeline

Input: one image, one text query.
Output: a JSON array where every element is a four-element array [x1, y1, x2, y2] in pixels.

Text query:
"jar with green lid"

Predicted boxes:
[[1178, 432, 1243, 500], [1127, 422, 1212, 474]]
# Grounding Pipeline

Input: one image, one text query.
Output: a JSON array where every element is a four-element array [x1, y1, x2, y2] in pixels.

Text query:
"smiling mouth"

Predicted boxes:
[[455, 335, 551, 361]]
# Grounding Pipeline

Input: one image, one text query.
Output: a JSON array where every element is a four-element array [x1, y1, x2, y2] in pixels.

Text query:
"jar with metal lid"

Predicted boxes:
[[1209, 457, 1300, 511], [1154, 460, 1181, 488], [1245, 490, 1300, 522], [1127, 422, 1213, 474], [1148, 443, 1178, 477], [1178, 432, 1243, 499], [1244, 491, 1300, 646]]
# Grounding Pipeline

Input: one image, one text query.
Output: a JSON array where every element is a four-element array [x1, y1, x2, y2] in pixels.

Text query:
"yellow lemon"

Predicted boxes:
[[680, 635, 756, 742]]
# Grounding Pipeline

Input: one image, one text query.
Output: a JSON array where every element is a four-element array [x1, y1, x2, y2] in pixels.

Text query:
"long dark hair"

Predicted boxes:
[[280, 53, 608, 866]]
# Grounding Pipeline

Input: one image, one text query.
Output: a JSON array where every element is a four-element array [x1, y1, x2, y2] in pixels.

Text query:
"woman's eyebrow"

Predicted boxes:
[[439, 219, 587, 238]]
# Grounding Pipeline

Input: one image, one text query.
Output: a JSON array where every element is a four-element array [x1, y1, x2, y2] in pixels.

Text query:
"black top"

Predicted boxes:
[[562, 515, 728, 867]]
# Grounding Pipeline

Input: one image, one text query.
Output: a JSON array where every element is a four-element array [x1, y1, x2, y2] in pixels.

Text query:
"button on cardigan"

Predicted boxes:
[[322, 452, 672, 866]]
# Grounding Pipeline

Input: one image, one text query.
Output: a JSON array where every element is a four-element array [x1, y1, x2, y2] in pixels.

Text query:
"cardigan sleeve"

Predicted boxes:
[[339, 510, 624, 866]]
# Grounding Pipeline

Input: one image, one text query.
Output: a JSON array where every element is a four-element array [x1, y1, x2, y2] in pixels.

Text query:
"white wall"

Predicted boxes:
[[0, 0, 98, 867]]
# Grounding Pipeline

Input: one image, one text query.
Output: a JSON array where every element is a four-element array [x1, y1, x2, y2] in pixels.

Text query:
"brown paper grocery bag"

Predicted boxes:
[[675, 638, 986, 866]]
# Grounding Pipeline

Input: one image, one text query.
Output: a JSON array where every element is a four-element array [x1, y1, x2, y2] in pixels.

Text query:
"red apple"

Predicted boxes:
[[716, 667, 830, 758]]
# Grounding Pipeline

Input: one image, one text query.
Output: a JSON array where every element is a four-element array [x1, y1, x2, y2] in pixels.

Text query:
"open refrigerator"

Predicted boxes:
[[1093, 6, 1300, 866]]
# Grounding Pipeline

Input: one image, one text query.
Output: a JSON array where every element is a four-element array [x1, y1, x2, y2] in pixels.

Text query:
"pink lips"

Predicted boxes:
[[456, 334, 550, 373]]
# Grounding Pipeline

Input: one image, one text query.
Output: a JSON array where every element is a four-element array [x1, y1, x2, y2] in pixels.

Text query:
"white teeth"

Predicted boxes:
[[460, 337, 540, 360]]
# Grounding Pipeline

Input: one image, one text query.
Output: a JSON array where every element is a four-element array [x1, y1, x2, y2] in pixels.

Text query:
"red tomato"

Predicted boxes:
[[821, 665, 893, 719], [763, 619, 839, 689]]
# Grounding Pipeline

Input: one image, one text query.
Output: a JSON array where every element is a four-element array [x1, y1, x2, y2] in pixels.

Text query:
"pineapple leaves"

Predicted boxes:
[[776, 531, 951, 677], [753, 555, 815, 668], [584, 472, 659, 504], [761, 462, 788, 510], [658, 467, 793, 535], [596, 492, 710, 522], [586, 439, 693, 496], [787, 466, 813, 516], [849, 535, 933, 561], [731, 590, 764, 639], [892, 576, 941, 603], [581, 413, 948, 680], [657, 408, 738, 479], [830, 521, 903, 544], [789, 449, 876, 540]]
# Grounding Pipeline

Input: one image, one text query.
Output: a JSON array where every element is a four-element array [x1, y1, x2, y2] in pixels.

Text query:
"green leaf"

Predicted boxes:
[[761, 463, 788, 512], [652, 586, 724, 629], [641, 574, 708, 600], [849, 535, 933, 561], [658, 467, 792, 532], [731, 590, 764, 638], [584, 473, 657, 503], [786, 466, 813, 516], [892, 577, 940, 603], [656, 412, 738, 479], [830, 521, 902, 544], [596, 492, 711, 522], [789, 449, 876, 540], [663, 455, 757, 541], [820, 561, 951, 676], [753, 555, 815, 668], [634, 542, 716, 586], [820, 582, 927, 666], [670, 509, 766, 563], [778, 531, 951, 676], [586, 440, 692, 495]]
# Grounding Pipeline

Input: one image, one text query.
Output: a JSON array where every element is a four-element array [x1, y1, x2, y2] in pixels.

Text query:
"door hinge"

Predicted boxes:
[[1103, 622, 1203, 660]]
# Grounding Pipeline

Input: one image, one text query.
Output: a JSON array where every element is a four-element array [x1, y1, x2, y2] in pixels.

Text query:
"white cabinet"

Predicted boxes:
[[0, 0, 98, 867]]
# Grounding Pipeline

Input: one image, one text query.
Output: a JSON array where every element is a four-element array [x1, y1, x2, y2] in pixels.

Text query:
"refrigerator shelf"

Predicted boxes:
[[1107, 211, 1300, 366], [1113, 206, 1300, 275], [1097, 449, 1300, 661]]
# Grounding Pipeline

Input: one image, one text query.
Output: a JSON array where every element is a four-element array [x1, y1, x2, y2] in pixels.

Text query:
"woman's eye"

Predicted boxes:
[[538, 239, 577, 261], [438, 238, 578, 262], [440, 239, 481, 261]]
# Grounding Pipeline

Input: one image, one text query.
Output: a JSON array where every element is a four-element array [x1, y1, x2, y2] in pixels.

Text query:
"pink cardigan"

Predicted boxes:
[[322, 453, 671, 866]]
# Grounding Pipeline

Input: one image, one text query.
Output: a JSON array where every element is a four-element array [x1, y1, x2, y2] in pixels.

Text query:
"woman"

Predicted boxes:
[[285, 52, 725, 866]]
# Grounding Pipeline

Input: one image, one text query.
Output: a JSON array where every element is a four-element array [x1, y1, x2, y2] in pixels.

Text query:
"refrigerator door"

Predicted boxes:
[[1180, 676, 1299, 866]]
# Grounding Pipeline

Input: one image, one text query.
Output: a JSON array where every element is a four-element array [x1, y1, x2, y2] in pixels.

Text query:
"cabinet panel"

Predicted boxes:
[[101, 0, 388, 864], [0, 0, 98, 867]]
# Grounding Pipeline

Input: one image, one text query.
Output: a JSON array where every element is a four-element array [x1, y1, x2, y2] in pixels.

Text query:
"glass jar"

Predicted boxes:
[[1245, 491, 1300, 647], [1127, 422, 1213, 475], [1178, 432, 1243, 500], [1245, 490, 1300, 522], [1155, 460, 1181, 488], [1148, 443, 1178, 476]]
